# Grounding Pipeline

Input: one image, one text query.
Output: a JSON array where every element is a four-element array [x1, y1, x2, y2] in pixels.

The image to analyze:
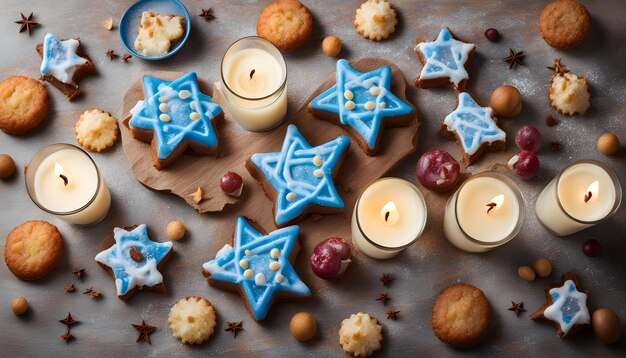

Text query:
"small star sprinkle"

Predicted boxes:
[[225, 321, 244, 338], [72, 268, 85, 280], [15, 12, 39, 36], [132, 320, 157, 344], [122, 53, 132, 63], [64, 283, 75, 293], [380, 273, 393, 287], [376, 292, 391, 305], [60, 330, 75, 343], [504, 48, 525, 69], [547, 58, 569, 77], [105, 49, 116, 61], [83, 287, 101, 298], [508, 301, 526, 316], [59, 312, 79, 328], [386, 308, 400, 320], [199, 8, 216, 21]]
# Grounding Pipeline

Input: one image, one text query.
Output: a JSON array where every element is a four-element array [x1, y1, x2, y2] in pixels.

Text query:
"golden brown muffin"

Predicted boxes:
[[256, 0, 313, 52]]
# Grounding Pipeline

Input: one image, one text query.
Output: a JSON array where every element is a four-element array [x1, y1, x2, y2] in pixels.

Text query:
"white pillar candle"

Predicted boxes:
[[351, 178, 427, 259], [444, 172, 524, 253], [535, 160, 621, 236], [26, 144, 111, 226], [220, 37, 287, 131]]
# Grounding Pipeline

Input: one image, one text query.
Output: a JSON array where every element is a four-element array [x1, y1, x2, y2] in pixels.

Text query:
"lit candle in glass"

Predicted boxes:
[[220, 36, 287, 131], [535, 160, 621, 236], [351, 178, 427, 259], [443, 172, 524, 253], [25, 144, 111, 226]]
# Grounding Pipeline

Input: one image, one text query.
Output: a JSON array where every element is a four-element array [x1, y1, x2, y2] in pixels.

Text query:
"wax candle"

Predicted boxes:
[[351, 178, 427, 259], [25, 144, 111, 225], [535, 160, 621, 236], [220, 37, 287, 131], [443, 172, 524, 253]]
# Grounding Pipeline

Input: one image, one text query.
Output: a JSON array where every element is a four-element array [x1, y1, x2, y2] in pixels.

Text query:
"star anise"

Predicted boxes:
[[64, 283, 75, 293], [386, 308, 400, 320], [84, 287, 101, 298], [60, 330, 75, 343], [72, 268, 85, 280], [508, 301, 526, 316], [225, 321, 244, 338], [122, 53, 132, 63], [15, 12, 39, 36], [59, 312, 79, 328], [379, 273, 393, 287], [504, 48, 525, 69], [547, 57, 569, 77], [132, 320, 157, 344], [199, 8, 216, 21], [376, 292, 391, 305], [105, 49, 117, 61], [550, 141, 561, 151]]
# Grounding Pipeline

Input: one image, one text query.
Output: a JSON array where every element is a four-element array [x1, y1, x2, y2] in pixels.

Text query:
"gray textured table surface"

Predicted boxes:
[[1, 0, 625, 357]]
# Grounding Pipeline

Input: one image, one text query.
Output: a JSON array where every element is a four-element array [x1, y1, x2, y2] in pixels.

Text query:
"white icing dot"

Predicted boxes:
[[255, 273, 266, 286], [286, 193, 297, 201], [159, 103, 169, 112], [380, 102, 387, 108], [365, 101, 375, 111], [159, 114, 171, 122], [345, 101, 355, 110], [239, 259, 249, 269], [245, 250, 252, 256], [190, 112, 200, 120], [276, 273, 287, 283], [158, 96, 168, 103], [243, 269, 253, 278], [312, 156, 323, 166], [369, 87, 381, 96], [178, 90, 191, 99], [344, 90, 354, 100], [270, 248, 280, 259], [190, 102, 197, 110], [269, 261, 280, 271], [314, 169, 324, 177]]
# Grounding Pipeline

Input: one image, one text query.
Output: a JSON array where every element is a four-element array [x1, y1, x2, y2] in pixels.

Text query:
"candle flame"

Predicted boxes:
[[54, 162, 64, 176], [585, 181, 599, 203], [486, 195, 505, 214], [380, 201, 399, 226]]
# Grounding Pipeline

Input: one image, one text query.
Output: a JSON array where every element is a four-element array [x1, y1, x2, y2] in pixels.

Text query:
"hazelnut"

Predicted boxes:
[[290, 311, 317, 342], [166, 220, 186, 241], [490, 85, 522, 117], [0, 154, 16, 179], [517, 265, 536, 282], [322, 36, 342, 57], [597, 133, 620, 156], [11, 296, 28, 316], [532, 258, 552, 278]]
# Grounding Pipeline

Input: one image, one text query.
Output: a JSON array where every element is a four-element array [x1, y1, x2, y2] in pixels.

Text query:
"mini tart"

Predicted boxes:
[[549, 73, 590, 115], [168, 296, 217, 344], [354, 0, 398, 41], [339, 312, 383, 357], [75, 108, 119, 152]]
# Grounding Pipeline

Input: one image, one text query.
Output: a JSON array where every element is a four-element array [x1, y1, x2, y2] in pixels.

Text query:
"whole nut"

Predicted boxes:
[[0, 154, 16, 179], [597, 133, 620, 156], [290, 311, 317, 342], [166, 220, 186, 241], [533, 258, 552, 278], [11, 296, 28, 316], [490, 85, 522, 117], [517, 265, 536, 282], [322, 36, 342, 57]]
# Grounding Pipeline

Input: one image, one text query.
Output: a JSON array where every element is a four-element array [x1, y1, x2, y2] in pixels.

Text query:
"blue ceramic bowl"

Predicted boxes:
[[119, 0, 191, 61]]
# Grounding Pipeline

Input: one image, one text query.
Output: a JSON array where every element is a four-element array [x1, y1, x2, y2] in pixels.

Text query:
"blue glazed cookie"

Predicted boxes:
[[246, 124, 350, 227]]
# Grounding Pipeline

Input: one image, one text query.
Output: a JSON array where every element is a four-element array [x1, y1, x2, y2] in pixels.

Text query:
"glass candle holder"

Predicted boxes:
[[25, 144, 111, 226], [535, 160, 622, 236], [220, 36, 288, 132], [443, 172, 524, 253], [351, 178, 427, 259]]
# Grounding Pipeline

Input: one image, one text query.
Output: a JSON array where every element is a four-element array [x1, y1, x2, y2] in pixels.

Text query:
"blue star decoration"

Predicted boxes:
[[443, 92, 505, 165], [95, 225, 173, 299], [40, 32, 88, 84], [248, 124, 350, 227], [415, 28, 475, 90], [202, 217, 310, 321], [308, 59, 413, 155], [542, 279, 590, 336], [128, 71, 222, 169]]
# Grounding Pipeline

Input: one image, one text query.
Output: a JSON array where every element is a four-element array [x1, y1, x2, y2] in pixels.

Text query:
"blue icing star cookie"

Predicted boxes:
[[444, 92, 505, 165], [95, 225, 173, 300], [40, 33, 88, 84], [247, 124, 349, 227], [129, 72, 223, 170], [415, 28, 475, 91], [202, 217, 310, 321], [308, 59, 413, 155]]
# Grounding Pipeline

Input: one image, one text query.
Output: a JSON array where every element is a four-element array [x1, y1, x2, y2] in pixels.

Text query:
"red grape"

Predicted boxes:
[[310, 237, 351, 280], [583, 239, 601, 257], [484, 28, 500, 41], [509, 151, 540, 179], [416, 150, 460, 192], [220, 171, 243, 196], [515, 125, 542, 152]]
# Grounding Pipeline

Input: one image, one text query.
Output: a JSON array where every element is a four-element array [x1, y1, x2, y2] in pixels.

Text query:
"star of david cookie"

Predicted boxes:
[[128, 72, 223, 170], [530, 272, 591, 338], [36, 33, 96, 101], [308, 59, 414, 156], [95, 225, 173, 300], [246, 124, 350, 227], [202, 216, 311, 321], [414, 28, 475, 92], [443, 92, 505, 166]]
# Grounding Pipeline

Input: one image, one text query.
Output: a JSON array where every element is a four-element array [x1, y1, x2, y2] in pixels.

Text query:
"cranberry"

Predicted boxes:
[[310, 237, 351, 280], [508, 151, 539, 179], [583, 239, 601, 257], [416, 150, 460, 192], [515, 125, 542, 152], [220, 171, 243, 197], [484, 28, 500, 42]]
